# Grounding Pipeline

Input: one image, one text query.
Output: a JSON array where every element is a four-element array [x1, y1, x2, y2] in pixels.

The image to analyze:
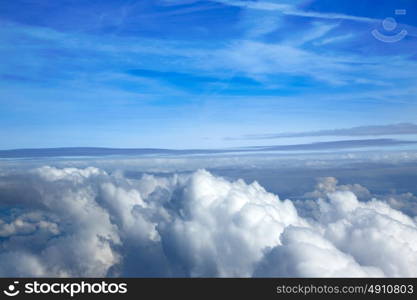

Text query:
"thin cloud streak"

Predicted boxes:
[[215, 0, 377, 23], [231, 123, 417, 140]]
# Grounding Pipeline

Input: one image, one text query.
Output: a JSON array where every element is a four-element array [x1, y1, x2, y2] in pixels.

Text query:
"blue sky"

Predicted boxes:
[[1, 0, 417, 149]]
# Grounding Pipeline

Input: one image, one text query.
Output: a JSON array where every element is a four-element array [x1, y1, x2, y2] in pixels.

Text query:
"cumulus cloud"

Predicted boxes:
[[254, 226, 384, 277], [0, 166, 417, 277], [0, 212, 59, 238], [382, 193, 417, 217], [303, 177, 372, 202]]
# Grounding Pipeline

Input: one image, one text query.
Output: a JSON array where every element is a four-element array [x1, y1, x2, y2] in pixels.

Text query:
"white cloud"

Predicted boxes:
[[156, 169, 306, 276], [303, 177, 372, 202], [216, 40, 350, 85], [314, 33, 354, 46], [288, 22, 339, 46], [383, 192, 417, 217], [0, 212, 59, 238], [3, 6, 417, 92], [1, 166, 417, 277], [254, 226, 384, 277], [35, 166, 106, 182], [215, 0, 376, 23]]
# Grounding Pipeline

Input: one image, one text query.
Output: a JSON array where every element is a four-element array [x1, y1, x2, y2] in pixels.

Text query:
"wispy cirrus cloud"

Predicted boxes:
[[215, 0, 377, 23], [231, 123, 417, 140], [1, 0, 417, 149]]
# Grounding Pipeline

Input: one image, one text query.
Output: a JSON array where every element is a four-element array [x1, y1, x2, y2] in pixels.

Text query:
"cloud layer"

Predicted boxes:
[[0, 166, 417, 277], [2, 137, 417, 159]]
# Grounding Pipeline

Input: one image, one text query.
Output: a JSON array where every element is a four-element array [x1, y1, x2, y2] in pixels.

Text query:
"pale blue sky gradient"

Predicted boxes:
[[1, 0, 417, 149]]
